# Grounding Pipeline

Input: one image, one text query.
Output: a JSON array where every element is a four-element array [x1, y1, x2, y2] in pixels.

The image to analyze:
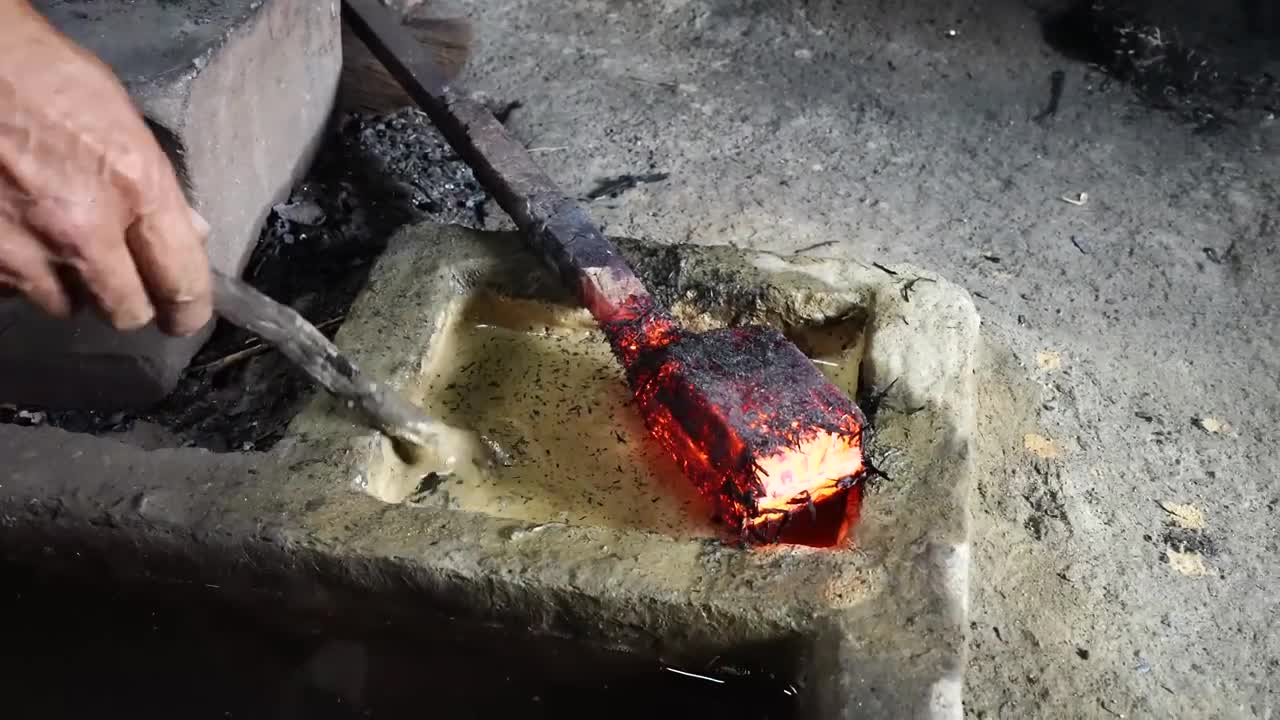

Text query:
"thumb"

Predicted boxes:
[[188, 207, 212, 242], [125, 199, 213, 336]]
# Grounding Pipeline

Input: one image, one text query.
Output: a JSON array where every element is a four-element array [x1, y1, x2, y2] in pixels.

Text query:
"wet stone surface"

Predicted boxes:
[[0, 109, 497, 452]]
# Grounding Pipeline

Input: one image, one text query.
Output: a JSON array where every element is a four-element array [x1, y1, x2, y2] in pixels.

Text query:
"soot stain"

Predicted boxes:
[[585, 172, 670, 201], [1160, 526, 1219, 558]]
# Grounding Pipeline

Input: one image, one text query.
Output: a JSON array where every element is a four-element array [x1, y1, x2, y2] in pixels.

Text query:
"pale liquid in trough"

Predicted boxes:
[[386, 291, 863, 538]]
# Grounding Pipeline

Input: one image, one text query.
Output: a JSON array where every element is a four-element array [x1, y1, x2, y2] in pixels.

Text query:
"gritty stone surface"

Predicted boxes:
[[0, 0, 342, 410], [0, 224, 980, 718], [443, 0, 1280, 715]]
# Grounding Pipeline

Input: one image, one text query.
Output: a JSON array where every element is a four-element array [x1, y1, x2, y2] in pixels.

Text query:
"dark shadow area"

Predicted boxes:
[[1040, 0, 1278, 131], [0, 534, 803, 720]]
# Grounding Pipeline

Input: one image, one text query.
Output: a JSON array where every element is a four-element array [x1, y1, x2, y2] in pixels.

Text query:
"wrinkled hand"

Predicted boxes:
[[0, 1, 212, 335]]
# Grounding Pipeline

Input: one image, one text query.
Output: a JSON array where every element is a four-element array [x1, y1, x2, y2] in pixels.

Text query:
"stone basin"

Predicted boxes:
[[0, 223, 979, 718], [362, 254, 867, 540]]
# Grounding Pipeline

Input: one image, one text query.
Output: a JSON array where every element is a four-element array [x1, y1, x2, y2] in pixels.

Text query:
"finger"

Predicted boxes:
[[23, 194, 155, 331], [0, 213, 72, 317], [126, 198, 213, 337]]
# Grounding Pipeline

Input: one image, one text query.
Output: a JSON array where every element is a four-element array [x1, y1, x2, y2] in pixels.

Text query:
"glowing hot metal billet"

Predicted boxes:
[[344, 0, 879, 544]]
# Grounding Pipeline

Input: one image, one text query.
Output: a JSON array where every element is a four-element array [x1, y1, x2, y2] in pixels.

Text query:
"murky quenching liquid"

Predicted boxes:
[[377, 292, 864, 544], [1, 561, 800, 719]]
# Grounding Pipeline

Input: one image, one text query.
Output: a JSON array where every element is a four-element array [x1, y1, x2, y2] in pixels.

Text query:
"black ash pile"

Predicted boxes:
[[1044, 0, 1278, 132]]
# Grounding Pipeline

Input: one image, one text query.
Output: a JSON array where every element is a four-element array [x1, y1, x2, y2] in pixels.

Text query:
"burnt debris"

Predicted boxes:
[[1042, 0, 1279, 132], [1033, 69, 1067, 123], [585, 172, 671, 201], [639, 326, 868, 462], [491, 99, 523, 124]]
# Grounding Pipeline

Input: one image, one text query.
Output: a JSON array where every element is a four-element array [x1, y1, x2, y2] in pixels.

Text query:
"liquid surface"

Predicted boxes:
[[381, 292, 863, 538], [399, 293, 712, 537]]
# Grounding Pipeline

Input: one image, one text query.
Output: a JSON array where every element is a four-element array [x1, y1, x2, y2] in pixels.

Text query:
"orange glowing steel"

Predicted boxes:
[[599, 294, 876, 546], [752, 431, 865, 515]]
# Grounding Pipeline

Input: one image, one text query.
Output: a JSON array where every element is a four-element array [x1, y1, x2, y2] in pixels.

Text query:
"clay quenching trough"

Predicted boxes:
[[359, 232, 876, 545], [286, 225, 980, 717]]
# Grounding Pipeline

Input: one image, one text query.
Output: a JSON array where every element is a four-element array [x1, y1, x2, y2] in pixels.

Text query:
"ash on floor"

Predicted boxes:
[[0, 109, 499, 452], [1043, 0, 1278, 132]]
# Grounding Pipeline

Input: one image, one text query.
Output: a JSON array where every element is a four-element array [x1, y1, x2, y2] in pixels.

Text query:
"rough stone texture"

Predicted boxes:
[[0, 224, 980, 719], [0, 0, 342, 410]]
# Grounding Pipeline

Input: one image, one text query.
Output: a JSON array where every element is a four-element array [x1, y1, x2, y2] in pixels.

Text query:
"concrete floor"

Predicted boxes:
[[450, 0, 1279, 716]]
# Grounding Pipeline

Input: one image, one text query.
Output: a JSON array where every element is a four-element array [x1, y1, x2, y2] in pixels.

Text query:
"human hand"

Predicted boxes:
[[0, 1, 212, 335]]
